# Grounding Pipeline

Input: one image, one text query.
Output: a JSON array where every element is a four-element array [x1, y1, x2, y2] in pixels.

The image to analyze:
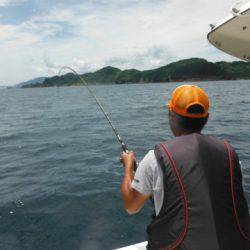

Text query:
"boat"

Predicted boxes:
[[116, 242, 147, 250], [207, 0, 250, 60], [116, 1, 250, 249]]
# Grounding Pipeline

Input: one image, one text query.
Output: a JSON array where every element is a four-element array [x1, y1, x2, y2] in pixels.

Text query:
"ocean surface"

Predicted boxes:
[[0, 81, 249, 250]]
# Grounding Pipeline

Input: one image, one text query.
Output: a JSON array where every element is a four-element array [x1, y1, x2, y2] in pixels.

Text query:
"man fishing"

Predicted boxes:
[[121, 84, 250, 250]]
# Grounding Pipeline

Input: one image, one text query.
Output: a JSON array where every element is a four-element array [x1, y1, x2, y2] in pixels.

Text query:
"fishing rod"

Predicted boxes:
[[59, 66, 137, 170]]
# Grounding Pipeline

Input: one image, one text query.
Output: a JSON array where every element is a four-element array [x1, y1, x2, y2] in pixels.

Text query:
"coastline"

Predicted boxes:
[[21, 77, 250, 89], [20, 58, 250, 88]]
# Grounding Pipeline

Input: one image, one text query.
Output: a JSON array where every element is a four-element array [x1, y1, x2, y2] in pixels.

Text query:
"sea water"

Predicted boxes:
[[0, 81, 249, 250]]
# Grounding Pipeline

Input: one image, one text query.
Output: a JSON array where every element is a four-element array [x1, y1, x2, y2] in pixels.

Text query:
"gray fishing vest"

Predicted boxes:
[[147, 133, 250, 250]]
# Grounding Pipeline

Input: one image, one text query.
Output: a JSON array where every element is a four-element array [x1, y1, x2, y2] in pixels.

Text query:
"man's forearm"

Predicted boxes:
[[120, 152, 150, 214], [121, 166, 135, 210]]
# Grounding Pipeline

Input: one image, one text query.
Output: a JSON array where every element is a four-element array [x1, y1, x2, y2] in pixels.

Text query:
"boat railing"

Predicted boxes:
[[231, 0, 250, 16]]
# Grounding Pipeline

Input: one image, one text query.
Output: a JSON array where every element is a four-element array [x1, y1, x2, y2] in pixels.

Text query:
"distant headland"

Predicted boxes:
[[21, 58, 250, 88]]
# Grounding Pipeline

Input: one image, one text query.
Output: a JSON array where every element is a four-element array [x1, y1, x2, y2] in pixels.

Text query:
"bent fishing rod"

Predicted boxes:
[[59, 66, 137, 170]]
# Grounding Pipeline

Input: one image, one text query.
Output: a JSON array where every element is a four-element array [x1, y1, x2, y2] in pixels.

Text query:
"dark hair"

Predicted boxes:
[[175, 104, 208, 132]]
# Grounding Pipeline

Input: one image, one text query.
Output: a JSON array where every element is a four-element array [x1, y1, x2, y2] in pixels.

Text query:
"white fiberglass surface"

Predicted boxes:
[[115, 242, 147, 250], [233, 0, 250, 11], [208, 5, 250, 60]]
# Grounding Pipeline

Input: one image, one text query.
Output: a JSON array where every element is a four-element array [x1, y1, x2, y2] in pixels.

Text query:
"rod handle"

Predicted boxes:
[[121, 143, 138, 171], [121, 143, 128, 153]]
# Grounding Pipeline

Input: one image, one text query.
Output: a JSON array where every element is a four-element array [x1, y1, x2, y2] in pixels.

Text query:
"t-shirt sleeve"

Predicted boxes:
[[131, 150, 155, 196]]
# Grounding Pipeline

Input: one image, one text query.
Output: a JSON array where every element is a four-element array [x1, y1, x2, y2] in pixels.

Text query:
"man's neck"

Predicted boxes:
[[176, 130, 201, 137]]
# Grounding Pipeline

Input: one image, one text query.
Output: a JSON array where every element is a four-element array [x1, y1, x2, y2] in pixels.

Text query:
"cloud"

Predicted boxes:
[[0, 0, 12, 6], [106, 46, 176, 70], [0, 0, 26, 6], [0, 0, 237, 85]]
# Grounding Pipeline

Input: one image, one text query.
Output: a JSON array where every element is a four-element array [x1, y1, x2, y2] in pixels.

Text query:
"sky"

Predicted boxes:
[[0, 0, 237, 85]]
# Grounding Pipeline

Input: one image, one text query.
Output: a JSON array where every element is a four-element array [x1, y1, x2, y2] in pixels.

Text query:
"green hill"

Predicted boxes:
[[22, 58, 250, 88], [83, 66, 121, 83], [115, 69, 142, 84]]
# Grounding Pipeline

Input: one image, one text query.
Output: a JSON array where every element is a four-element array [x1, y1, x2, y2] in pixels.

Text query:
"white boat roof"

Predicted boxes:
[[207, 0, 250, 60]]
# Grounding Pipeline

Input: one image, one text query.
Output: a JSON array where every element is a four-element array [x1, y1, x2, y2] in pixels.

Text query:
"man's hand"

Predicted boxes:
[[120, 151, 136, 171]]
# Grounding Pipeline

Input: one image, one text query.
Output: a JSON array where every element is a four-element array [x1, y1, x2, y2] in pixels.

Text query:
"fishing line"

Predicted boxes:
[[58, 67, 156, 206], [59, 67, 137, 166]]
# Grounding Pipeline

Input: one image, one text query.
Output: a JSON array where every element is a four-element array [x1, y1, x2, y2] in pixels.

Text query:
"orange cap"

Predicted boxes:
[[167, 85, 210, 118]]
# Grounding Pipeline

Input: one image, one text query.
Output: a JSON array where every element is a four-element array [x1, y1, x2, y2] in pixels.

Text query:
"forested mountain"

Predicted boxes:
[[21, 58, 250, 88], [17, 77, 46, 87]]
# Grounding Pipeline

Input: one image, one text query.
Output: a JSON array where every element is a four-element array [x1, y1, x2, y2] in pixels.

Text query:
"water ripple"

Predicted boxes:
[[0, 82, 249, 249]]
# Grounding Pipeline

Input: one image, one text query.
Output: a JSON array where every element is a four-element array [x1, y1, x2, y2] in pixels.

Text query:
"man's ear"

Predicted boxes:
[[168, 110, 175, 124], [168, 110, 180, 137], [168, 109, 172, 119]]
